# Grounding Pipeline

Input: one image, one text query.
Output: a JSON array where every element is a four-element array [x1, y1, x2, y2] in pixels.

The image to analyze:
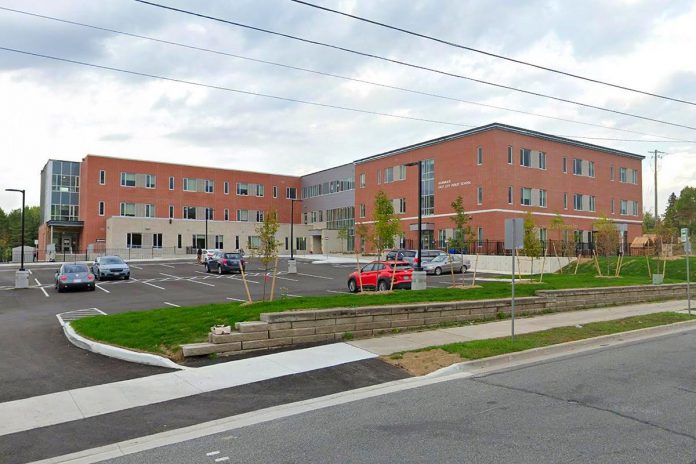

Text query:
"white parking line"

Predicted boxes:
[[194, 270, 209, 275], [159, 264, 176, 269], [225, 297, 246, 302], [185, 279, 215, 287], [326, 289, 349, 294], [95, 284, 110, 293], [286, 294, 302, 298], [130, 265, 143, 270], [298, 273, 334, 280], [34, 278, 42, 286], [163, 302, 180, 307], [39, 286, 49, 297], [273, 275, 299, 282], [159, 272, 181, 279], [142, 281, 166, 290], [206, 451, 220, 457]]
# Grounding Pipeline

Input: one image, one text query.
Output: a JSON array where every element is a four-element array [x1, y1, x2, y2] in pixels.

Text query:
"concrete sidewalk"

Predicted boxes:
[[348, 299, 691, 355]]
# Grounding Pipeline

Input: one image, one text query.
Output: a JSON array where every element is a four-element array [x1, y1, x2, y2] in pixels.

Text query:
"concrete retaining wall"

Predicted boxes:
[[181, 284, 689, 357], [465, 254, 573, 275]]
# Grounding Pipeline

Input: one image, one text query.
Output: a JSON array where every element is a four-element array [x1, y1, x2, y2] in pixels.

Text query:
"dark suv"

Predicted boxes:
[[207, 251, 245, 274]]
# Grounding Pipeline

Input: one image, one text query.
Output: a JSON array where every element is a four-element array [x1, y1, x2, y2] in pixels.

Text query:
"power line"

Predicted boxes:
[[1, 46, 688, 145], [134, 0, 696, 132], [289, 0, 696, 107], [1, 6, 691, 144]]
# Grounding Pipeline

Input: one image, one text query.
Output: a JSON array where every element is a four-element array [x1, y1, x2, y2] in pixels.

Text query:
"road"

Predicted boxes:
[[0, 258, 479, 401], [103, 329, 696, 464]]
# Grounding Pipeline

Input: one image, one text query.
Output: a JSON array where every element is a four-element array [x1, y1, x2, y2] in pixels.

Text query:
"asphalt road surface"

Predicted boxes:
[[104, 330, 696, 464], [0, 258, 478, 401]]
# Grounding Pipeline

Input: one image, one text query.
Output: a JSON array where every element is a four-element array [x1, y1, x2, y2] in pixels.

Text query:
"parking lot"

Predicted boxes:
[[0, 257, 481, 402]]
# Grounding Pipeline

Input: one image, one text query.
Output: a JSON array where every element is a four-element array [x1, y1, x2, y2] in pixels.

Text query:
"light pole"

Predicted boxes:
[[5, 188, 29, 289], [205, 207, 213, 249], [288, 198, 301, 273], [405, 161, 426, 290]]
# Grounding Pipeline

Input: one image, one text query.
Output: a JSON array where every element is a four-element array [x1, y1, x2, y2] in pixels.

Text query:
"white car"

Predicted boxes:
[[203, 249, 222, 263], [422, 254, 470, 275]]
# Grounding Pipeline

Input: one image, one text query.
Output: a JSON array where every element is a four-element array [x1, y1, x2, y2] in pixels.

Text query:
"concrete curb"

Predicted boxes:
[[426, 318, 696, 378], [63, 323, 187, 370]]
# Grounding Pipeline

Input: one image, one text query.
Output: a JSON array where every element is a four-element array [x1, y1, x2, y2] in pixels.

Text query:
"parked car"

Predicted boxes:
[[385, 249, 441, 267], [202, 249, 222, 264], [207, 251, 246, 274], [421, 253, 471, 275], [92, 255, 130, 281], [55, 263, 96, 292], [347, 261, 413, 292]]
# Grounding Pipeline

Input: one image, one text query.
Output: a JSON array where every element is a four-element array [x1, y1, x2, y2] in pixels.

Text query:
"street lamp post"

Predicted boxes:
[[5, 188, 29, 289], [205, 207, 210, 250], [288, 198, 301, 274], [405, 162, 426, 290]]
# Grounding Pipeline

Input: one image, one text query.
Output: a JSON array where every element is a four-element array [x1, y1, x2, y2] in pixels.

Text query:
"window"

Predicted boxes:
[[540, 189, 547, 208], [169, 176, 174, 190], [384, 167, 394, 183], [236, 183, 248, 196], [359, 173, 366, 188], [619, 167, 627, 183], [562, 157, 567, 174], [421, 159, 435, 216], [256, 184, 265, 197], [99, 170, 106, 185], [574, 194, 583, 211], [611, 198, 615, 214], [152, 233, 163, 248], [397, 165, 407, 181], [620, 200, 628, 215], [573, 159, 582, 175], [631, 170, 637, 184], [255, 210, 264, 222], [98, 201, 105, 216], [539, 228, 547, 243], [377, 170, 381, 185], [563, 192, 568, 210], [394, 198, 406, 214], [183, 178, 197, 192], [520, 148, 531, 167], [610, 166, 614, 181], [589, 196, 596, 212], [477, 186, 483, 205], [120, 172, 136, 187], [273, 186, 278, 198], [520, 188, 531, 206], [177, 234, 182, 249], [224, 181, 229, 195], [477, 227, 484, 242], [205, 208, 214, 220], [204, 179, 214, 193], [237, 209, 249, 221], [538, 152, 546, 170], [588, 161, 595, 178], [477, 146, 483, 165], [295, 237, 307, 251], [126, 233, 142, 249], [215, 235, 224, 249], [169, 205, 174, 219], [248, 236, 262, 249], [120, 202, 135, 217], [359, 203, 366, 218], [438, 229, 447, 248], [183, 206, 196, 219], [144, 204, 155, 218], [224, 208, 229, 221], [286, 187, 297, 199], [145, 174, 156, 189], [507, 146, 513, 164]]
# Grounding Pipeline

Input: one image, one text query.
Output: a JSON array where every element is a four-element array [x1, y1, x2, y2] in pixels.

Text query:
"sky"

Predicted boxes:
[[0, 0, 694, 215]]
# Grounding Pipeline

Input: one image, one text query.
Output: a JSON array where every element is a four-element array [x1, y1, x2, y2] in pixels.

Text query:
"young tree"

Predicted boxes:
[[448, 195, 471, 256], [522, 212, 543, 274], [256, 209, 280, 301], [372, 190, 401, 259], [642, 212, 656, 234], [593, 215, 620, 275], [337, 227, 350, 253]]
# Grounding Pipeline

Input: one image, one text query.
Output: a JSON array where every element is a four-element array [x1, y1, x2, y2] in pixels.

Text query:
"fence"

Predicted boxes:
[[34, 246, 194, 263]]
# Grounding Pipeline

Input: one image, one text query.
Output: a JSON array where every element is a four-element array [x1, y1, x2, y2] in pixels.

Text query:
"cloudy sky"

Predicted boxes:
[[0, 0, 694, 214]]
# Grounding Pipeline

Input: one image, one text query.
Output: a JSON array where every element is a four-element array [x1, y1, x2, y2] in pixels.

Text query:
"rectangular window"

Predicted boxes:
[[169, 205, 174, 219], [256, 184, 265, 197], [384, 167, 394, 183], [120, 202, 135, 217], [421, 159, 435, 216], [397, 165, 407, 181], [286, 187, 297, 199], [631, 169, 637, 184], [538, 152, 546, 170], [177, 234, 182, 249], [377, 170, 381, 185], [611, 198, 615, 214], [574, 194, 583, 211], [477, 186, 483, 205], [540, 189, 547, 208], [396, 198, 406, 214], [507, 146, 513, 164], [215, 235, 224, 249], [589, 196, 596, 212], [359, 173, 366, 188], [520, 148, 531, 167], [144, 204, 154, 218], [237, 209, 249, 222], [631, 200, 639, 216], [563, 192, 568, 210], [477, 227, 483, 242], [507, 186, 513, 205], [477, 146, 483, 165], [120, 172, 136, 187], [98, 201, 105, 216], [248, 236, 262, 249], [562, 157, 567, 174], [152, 233, 163, 248], [588, 161, 595, 178], [145, 174, 156, 189], [205, 208, 214, 220], [573, 159, 582, 175], [183, 178, 197, 192], [205, 179, 214, 193], [273, 186, 278, 198], [255, 210, 264, 222], [183, 206, 196, 219], [295, 237, 307, 251], [224, 181, 229, 195], [126, 233, 142, 249], [610, 165, 614, 181], [539, 228, 547, 243], [359, 203, 366, 218], [620, 200, 628, 215], [224, 208, 229, 221], [520, 187, 531, 206], [619, 167, 627, 183], [236, 182, 249, 196], [99, 170, 106, 185], [169, 176, 174, 190]]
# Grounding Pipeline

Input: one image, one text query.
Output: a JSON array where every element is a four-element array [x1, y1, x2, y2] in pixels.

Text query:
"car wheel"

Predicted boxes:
[[461, 265, 468, 273], [57, 284, 63, 293], [89, 285, 95, 291], [377, 280, 388, 291], [206, 264, 211, 273], [434, 267, 442, 276], [348, 279, 358, 293], [124, 274, 130, 280], [217, 265, 223, 275]]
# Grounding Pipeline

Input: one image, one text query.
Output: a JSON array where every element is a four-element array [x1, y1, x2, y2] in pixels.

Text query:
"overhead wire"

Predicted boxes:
[[133, 0, 696, 132], [289, 0, 696, 107], [0, 5, 691, 143]]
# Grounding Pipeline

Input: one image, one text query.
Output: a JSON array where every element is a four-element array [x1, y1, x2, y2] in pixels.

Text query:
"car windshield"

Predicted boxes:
[[101, 257, 124, 265], [431, 255, 450, 263], [64, 265, 89, 273], [402, 251, 416, 257], [224, 253, 241, 259]]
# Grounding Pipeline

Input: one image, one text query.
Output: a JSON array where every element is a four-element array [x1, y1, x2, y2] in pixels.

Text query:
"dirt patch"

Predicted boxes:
[[383, 349, 462, 376]]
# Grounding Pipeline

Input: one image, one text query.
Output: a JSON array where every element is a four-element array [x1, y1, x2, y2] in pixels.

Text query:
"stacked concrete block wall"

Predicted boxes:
[[181, 284, 690, 357]]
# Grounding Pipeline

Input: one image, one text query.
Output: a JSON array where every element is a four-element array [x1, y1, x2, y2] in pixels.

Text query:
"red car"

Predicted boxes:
[[347, 261, 413, 292]]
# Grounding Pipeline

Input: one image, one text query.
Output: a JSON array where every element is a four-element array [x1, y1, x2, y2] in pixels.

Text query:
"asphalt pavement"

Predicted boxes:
[[100, 329, 696, 464]]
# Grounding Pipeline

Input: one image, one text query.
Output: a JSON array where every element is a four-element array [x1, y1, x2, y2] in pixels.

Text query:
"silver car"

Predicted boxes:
[[55, 264, 96, 292], [92, 255, 130, 281], [422, 254, 471, 275]]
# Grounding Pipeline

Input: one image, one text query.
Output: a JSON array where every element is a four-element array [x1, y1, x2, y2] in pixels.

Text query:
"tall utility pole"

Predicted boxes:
[[651, 149, 666, 222]]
